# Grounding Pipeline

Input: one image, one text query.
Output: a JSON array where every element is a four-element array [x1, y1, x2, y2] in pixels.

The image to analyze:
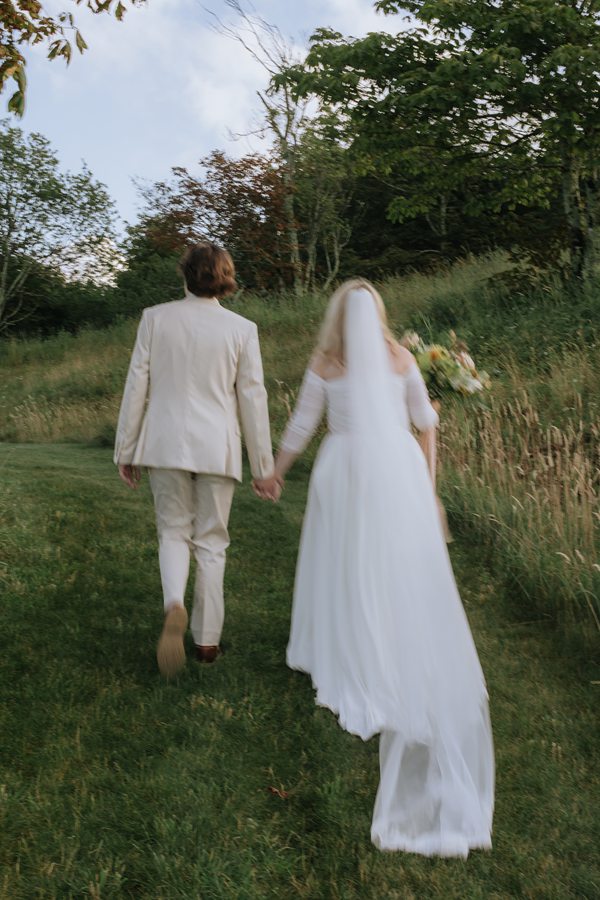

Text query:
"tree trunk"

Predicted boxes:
[[0, 227, 12, 328], [583, 168, 600, 278], [280, 152, 303, 297], [321, 232, 341, 292], [562, 155, 591, 278], [439, 193, 449, 255], [426, 193, 449, 253]]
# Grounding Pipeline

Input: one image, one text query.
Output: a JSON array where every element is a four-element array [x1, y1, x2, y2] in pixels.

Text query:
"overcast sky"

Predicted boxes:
[[20, 0, 409, 228]]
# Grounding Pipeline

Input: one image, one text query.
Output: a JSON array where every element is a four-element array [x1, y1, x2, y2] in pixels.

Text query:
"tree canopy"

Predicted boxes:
[[0, 119, 116, 330], [0, 0, 145, 114], [278, 0, 600, 275]]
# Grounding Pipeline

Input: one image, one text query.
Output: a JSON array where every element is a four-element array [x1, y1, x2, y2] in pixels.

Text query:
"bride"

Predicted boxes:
[[258, 279, 494, 856]]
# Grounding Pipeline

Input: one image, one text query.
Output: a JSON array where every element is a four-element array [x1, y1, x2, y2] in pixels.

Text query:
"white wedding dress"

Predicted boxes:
[[280, 289, 494, 857]]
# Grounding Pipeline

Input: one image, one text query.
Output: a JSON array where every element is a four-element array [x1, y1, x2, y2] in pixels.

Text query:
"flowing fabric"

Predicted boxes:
[[283, 288, 494, 856]]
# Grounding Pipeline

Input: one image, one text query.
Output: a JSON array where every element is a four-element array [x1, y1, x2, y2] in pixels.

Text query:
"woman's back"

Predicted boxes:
[[280, 344, 438, 455], [278, 282, 494, 858]]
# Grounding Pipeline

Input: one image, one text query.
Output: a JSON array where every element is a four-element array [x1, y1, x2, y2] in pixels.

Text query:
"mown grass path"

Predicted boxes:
[[1, 445, 598, 899]]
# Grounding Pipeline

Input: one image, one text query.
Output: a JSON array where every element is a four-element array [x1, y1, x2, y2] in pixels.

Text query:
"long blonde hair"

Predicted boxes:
[[316, 278, 393, 364]]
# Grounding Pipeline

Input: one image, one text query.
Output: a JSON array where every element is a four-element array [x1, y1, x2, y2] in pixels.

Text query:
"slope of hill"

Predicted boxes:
[[1, 253, 598, 645]]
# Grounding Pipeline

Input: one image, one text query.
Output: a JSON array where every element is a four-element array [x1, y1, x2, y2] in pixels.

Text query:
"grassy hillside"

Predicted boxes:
[[0, 444, 598, 899], [1, 252, 599, 647]]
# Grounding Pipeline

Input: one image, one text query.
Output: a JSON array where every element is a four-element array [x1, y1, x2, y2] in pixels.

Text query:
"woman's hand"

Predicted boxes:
[[252, 474, 283, 502], [118, 464, 142, 489]]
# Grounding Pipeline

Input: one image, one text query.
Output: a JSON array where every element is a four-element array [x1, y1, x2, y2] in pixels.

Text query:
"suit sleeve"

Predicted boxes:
[[235, 322, 274, 479], [113, 310, 151, 465]]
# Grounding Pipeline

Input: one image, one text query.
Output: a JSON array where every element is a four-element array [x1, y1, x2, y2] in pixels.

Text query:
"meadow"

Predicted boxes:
[[1, 444, 598, 899], [1, 252, 598, 646], [0, 253, 599, 897]]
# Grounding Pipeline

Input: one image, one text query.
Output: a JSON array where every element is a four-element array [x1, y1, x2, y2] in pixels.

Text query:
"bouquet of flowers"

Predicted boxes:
[[401, 330, 491, 400]]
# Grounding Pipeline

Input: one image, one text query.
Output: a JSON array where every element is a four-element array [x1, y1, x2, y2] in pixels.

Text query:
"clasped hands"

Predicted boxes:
[[120, 462, 283, 502], [252, 473, 284, 502]]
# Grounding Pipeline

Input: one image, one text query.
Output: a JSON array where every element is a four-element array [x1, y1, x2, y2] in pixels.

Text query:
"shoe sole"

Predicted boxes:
[[157, 606, 188, 678], [195, 645, 222, 664]]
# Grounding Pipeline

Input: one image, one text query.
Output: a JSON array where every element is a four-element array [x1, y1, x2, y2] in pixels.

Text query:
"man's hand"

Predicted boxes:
[[118, 464, 142, 489], [252, 474, 283, 502]]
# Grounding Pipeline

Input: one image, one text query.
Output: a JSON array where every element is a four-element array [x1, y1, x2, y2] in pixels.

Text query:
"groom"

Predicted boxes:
[[115, 242, 280, 676]]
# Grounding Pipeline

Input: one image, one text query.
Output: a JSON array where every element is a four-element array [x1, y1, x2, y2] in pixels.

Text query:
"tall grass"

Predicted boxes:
[[440, 390, 599, 642], [0, 321, 136, 444], [1, 252, 598, 648]]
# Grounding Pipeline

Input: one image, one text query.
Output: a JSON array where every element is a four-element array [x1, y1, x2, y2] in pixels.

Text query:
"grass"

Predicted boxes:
[[1, 251, 598, 644], [439, 379, 600, 644], [1, 443, 599, 899]]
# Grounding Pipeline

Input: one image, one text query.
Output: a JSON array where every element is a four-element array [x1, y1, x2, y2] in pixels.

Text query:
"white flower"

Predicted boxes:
[[450, 372, 484, 394], [456, 351, 475, 371], [402, 330, 423, 351]]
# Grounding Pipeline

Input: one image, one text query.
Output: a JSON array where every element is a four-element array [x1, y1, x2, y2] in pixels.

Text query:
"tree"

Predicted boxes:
[[378, 0, 600, 276], [131, 141, 358, 293], [209, 0, 314, 294], [113, 217, 183, 320], [0, 119, 116, 331], [131, 151, 296, 291], [293, 129, 355, 290], [0, 0, 145, 115], [284, 0, 600, 277], [286, 28, 545, 243]]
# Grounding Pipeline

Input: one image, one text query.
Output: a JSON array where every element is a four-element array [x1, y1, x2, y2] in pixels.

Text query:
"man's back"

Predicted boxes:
[[114, 294, 273, 480]]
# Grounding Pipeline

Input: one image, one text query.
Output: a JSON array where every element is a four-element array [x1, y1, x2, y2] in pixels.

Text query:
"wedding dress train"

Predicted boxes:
[[281, 290, 494, 856]]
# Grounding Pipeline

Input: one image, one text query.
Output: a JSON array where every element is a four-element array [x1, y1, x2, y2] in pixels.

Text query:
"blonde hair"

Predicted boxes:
[[316, 278, 393, 364]]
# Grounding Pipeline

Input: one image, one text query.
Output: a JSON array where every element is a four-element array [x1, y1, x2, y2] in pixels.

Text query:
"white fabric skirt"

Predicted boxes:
[[286, 432, 494, 856]]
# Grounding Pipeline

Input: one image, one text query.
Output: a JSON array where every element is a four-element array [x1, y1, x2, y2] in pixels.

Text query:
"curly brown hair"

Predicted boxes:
[[179, 242, 237, 299]]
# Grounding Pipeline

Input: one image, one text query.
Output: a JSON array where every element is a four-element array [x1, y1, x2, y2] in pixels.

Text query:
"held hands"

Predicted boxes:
[[118, 463, 282, 500], [252, 474, 284, 502], [118, 464, 142, 489], [254, 450, 293, 501]]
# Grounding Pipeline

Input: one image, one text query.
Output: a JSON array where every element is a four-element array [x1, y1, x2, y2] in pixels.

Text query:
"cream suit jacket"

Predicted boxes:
[[113, 294, 274, 481]]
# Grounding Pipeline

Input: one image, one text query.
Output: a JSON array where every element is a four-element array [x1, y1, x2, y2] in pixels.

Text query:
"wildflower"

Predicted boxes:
[[401, 330, 491, 399]]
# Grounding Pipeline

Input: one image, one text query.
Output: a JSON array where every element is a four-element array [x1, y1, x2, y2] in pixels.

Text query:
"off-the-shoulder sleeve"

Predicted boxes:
[[405, 362, 439, 432], [280, 369, 327, 454]]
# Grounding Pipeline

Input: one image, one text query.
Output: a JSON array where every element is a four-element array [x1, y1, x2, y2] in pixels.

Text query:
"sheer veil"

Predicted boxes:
[[339, 287, 488, 735], [344, 285, 437, 569], [345, 286, 405, 471], [343, 287, 493, 853], [346, 287, 400, 426], [338, 287, 442, 738]]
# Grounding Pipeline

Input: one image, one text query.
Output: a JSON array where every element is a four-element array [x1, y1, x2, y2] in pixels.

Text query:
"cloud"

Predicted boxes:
[[23, 0, 274, 221], [19, 0, 412, 225], [319, 0, 412, 36]]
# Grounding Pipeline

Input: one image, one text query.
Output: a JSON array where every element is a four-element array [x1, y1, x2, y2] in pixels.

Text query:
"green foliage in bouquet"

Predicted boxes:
[[402, 330, 491, 400]]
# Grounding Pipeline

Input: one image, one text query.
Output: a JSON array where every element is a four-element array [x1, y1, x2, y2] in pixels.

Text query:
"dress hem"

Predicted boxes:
[[371, 829, 492, 858]]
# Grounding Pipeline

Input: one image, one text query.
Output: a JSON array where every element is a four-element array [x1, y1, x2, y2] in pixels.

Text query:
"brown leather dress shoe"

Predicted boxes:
[[194, 644, 222, 663]]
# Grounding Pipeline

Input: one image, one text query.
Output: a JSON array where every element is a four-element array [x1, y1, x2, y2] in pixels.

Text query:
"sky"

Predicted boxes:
[[19, 0, 410, 228]]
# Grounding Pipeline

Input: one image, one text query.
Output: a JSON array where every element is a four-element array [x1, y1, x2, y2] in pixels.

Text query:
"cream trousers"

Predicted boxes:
[[148, 468, 236, 646]]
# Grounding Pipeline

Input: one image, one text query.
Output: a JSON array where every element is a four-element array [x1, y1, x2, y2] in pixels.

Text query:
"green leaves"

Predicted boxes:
[[285, 0, 600, 274], [75, 30, 88, 53], [0, 120, 117, 329], [0, 1, 146, 112], [3, 65, 26, 118], [7, 90, 25, 118]]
